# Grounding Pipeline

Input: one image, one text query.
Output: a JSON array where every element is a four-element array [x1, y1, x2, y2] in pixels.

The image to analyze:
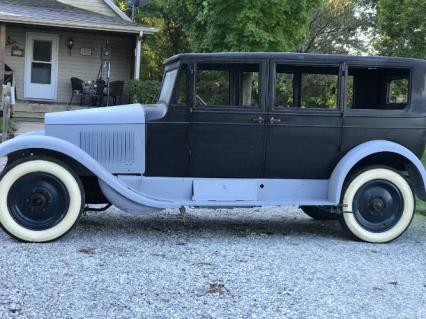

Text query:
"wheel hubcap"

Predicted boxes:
[[353, 180, 404, 233], [368, 197, 385, 215], [7, 172, 70, 231]]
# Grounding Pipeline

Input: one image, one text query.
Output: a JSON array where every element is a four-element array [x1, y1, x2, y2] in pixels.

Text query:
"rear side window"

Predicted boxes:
[[196, 63, 260, 108], [388, 78, 409, 104], [275, 65, 339, 110], [346, 67, 410, 110]]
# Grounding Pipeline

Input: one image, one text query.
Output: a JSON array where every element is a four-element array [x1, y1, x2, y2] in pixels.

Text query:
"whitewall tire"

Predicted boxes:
[[0, 159, 84, 242], [341, 167, 415, 243]]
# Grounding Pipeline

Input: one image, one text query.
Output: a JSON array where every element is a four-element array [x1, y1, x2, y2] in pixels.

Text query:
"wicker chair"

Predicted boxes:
[[108, 81, 125, 105], [94, 80, 106, 107], [69, 77, 87, 105]]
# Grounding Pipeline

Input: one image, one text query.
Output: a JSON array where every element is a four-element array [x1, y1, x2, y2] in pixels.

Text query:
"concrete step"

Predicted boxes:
[[14, 102, 87, 113], [13, 117, 44, 123], [12, 102, 88, 122], [13, 111, 45, 119]]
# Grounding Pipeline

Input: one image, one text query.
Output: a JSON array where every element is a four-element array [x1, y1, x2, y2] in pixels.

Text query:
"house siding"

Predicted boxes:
[[5, 25, 135, 104], [57, 0, 116, 17]]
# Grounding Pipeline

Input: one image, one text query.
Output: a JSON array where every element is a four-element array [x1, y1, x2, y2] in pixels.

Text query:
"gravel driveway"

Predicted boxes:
[[0, 206, 425, 319]]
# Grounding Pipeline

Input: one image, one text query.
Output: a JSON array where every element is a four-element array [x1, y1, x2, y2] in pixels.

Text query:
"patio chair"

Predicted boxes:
[[69, 77, 87, 105], [94, 79, 106, 107], [108, 81, 125, 105]]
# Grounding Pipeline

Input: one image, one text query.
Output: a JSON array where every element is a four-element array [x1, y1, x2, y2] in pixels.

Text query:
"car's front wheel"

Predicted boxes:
[[0, 158, 84, 242], [339, 167, 415, 243]]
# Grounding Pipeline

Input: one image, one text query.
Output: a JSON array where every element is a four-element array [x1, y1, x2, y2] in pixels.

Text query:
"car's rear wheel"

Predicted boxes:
[[0, 158, 84, 242], [339, 167, 415, 243], [300, 206, 338, 220]]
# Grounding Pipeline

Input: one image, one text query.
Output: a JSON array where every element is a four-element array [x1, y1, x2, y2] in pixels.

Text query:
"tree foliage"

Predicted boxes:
[[187, 0, 321, 52], [136, 1, 193, 80], [302, 0, 377, 54], [114, 0, 426, 81], [376, 0, 426, 58], [115, 0, 323, 79], [113, 0, 193, 80]]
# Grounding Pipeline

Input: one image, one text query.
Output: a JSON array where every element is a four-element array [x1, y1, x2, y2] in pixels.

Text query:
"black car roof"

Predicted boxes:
[[164, 52, 426, 67]]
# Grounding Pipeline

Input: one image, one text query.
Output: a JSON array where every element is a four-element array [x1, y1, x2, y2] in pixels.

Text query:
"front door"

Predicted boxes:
[[24, 33, 59, 100], [264, 62, 343, 179], [189, 60, 267, 178]]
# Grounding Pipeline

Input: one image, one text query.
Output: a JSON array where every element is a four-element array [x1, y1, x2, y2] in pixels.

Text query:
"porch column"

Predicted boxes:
[[0, 23, 6, 91], [134, 31, 143, 80]]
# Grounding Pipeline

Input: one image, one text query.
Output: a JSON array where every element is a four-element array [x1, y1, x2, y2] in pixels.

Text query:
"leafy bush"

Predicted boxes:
[[125, 80, 161, 104]]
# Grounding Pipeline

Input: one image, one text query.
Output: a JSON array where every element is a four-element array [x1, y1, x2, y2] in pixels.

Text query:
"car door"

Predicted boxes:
[[264, 61, 344, 179], [189, 60, 267, 178], [145, 63, 190, 177]]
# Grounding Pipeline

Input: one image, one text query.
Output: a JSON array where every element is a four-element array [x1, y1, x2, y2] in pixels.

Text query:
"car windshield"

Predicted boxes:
[[158, 69, 178, 104]]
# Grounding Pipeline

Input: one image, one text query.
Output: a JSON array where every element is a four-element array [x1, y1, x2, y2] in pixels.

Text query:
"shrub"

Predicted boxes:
[[125, 80, 161, 104]]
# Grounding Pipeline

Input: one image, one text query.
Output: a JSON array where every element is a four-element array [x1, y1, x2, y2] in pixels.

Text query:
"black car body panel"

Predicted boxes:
[[145, 53, 426, 179]]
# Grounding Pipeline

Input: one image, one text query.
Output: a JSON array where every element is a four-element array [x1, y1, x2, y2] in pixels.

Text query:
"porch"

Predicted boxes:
[[13, 100, 94, 122], [0, 0, 156, 114]]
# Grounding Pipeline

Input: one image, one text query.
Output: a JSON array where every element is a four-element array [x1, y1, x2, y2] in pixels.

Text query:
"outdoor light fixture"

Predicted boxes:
[[67, 38, 74, 55]]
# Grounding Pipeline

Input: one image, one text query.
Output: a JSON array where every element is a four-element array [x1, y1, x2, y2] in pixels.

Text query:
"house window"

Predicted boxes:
[[31, 40, 53, 84], [33, 40, 52, 62], [346, 67, 410, 110], [195, 63, 260, 108], [275, 65, 339, 110]]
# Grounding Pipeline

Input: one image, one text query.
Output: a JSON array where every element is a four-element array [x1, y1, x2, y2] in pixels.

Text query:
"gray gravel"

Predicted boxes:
[[0, 206, 425, 319]]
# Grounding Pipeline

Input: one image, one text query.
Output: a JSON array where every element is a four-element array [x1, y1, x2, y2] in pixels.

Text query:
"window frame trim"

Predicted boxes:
[[270, 60, 344, 114], [192, 59, 267, 113], [343, 64, 413, 115], [385, 75, 410, 106]]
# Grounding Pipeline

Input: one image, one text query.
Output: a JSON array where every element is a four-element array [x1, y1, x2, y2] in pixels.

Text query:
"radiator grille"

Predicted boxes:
[[79, 130, 135, 165]]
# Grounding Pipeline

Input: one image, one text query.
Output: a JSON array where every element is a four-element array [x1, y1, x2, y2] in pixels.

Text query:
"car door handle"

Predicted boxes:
[[252, 116, 264, 124], [269, 117, 282, 124]]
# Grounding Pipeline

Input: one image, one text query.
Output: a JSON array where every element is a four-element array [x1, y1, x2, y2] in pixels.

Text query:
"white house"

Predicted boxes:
[[0, 0, 156, 115]]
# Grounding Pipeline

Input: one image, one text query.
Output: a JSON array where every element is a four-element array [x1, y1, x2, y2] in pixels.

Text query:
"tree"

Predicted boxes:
[[135, 0, 193, 79], [302, 0, 377, 54], [114, 0, 193, 80], [116, 0, 324, 79], [376, 0, 426, 58], [187, 0, 321, 52]]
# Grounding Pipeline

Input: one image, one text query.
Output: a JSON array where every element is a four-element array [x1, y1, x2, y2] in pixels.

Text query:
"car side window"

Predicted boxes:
[[346, 67, 410, 110], [387, 78, 409, 104], [172, 64, 188, 106], [275, 72, 294, 108], [195, 63, 260, 108], [275, 65, 339, 110]]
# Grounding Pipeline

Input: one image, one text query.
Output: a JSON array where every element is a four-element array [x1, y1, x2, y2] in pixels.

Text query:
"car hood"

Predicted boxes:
[[44, 103, 167, 125]]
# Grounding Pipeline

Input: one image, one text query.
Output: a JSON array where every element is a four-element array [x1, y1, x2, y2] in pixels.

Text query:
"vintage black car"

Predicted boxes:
[[0, 53, 425, 243]]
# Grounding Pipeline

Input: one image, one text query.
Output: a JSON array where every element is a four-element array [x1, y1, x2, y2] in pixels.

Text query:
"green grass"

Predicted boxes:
[[417, 153, 426, 216]]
